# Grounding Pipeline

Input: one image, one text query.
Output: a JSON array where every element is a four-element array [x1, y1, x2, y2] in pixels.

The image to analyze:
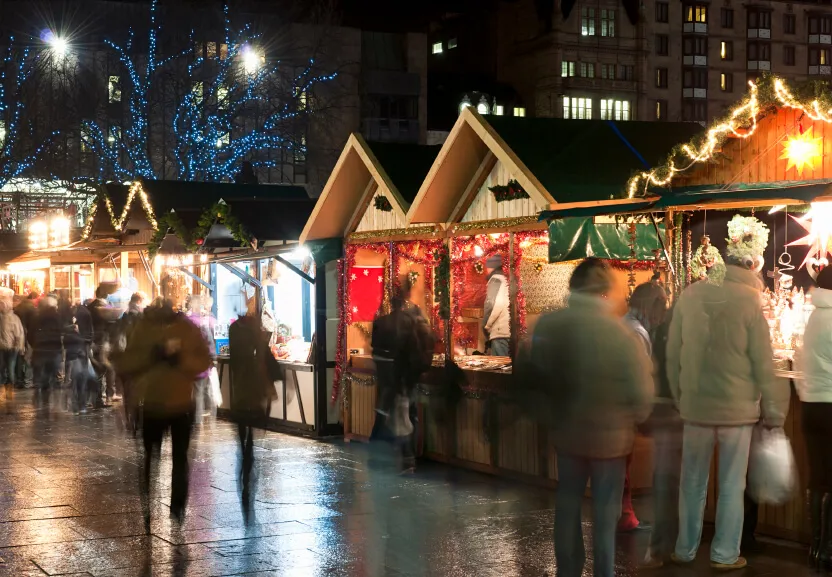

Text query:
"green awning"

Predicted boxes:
[[652, 180, 832, 208], [548, 217, 664, 263], [538, 198, 657, 221]]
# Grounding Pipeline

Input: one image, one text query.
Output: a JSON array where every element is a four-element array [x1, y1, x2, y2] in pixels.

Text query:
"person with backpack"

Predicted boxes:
[[371, 276, 435, 473]]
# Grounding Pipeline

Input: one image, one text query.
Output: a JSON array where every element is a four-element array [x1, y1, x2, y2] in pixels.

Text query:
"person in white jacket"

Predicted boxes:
[[796, 266, 832, 570], [482, 254, 510, 357], [0, 298, 25, 389]]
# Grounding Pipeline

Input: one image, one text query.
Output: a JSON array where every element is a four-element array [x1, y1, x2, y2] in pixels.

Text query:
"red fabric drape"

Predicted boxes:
[[348, 266, 384, 322]]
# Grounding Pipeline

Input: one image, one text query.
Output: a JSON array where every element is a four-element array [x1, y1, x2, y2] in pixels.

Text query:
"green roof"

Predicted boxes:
[[365, 141, 441, 206], [484, 117, 703, 203]]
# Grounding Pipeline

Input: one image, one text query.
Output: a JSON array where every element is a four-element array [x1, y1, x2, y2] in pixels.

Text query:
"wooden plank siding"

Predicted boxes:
[[461, 160, 542, 223]]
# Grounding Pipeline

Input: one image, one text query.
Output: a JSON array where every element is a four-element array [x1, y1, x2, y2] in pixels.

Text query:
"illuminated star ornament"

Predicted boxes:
[[780, 128, 823, 176], [787, 202, 832, 270]]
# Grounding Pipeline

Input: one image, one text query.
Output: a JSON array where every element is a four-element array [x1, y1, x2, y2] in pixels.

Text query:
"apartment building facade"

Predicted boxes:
[[498, 0, 829, 123]]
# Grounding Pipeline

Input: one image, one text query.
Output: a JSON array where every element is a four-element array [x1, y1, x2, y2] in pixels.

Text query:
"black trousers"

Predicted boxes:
[[142, 411, 193, 516], [803, 402, 832, 492]]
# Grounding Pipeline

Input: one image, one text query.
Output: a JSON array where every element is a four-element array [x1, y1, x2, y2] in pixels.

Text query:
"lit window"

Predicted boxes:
[[432, 42, 443, 54], [601, 9, 616, 37], [615, 100, 630, 121], [0, 120, 6, 144], [562, 61, 576, 77], [219, 43, 228, 60], [579, 62, 595, 78], [655, 100, 666, 120], [459, 96, 472, 114], [194, 42, 204, 59], [493, 104, 504, 115], [207, 42, 217, 58], [216, 132, 230, 148], [513, 107, 526, 117], [295, 134, 307, 163], [685, 4, 707, 23], [108, 75, 121, 103], [600, 99, 630, 120], [448, 38, 458, 49], [581, 7, 596, 36], [192, 82, 203, 105], [720, 73, 733, 92], [217, 85, 229, 110], [476, 99, 489, 115], [563, 98, 592, 120], [108, 125, 121, 147]]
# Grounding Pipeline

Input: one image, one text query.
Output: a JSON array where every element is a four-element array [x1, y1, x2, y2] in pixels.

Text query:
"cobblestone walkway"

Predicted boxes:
[[0, 388, 813, 576]]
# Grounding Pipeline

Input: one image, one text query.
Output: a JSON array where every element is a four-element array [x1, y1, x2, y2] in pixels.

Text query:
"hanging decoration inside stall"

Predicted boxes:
[[726, 214, 769, 272], [787, 202, 832, 272], [691, 235, 726, 284], [488, 179, 530, 202], [627, 77, 832, 197]]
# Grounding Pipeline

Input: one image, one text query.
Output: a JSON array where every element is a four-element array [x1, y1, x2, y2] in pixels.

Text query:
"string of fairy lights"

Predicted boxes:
[[627, 77, 832, 198], [80, 181, 158, 240], [81, 0, 337, 183]]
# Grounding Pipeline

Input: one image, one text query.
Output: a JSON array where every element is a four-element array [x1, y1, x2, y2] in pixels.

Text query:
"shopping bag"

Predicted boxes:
[[209, 367, 222, 407], [388, 394, 414, 437], [747, 426, 796, 505]]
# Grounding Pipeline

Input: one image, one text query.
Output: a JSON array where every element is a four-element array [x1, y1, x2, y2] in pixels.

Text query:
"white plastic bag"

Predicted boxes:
[[747, 426, 796, 505], [388, 394, 413, 437], [209, 367, 222, 408]]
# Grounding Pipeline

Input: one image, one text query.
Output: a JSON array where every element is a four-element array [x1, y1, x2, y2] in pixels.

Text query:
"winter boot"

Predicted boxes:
[[819, 493, 832, 571], [809, 491, 824, 569]]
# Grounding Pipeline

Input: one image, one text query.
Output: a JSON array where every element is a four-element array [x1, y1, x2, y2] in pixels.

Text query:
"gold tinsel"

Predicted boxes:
[[347, 226, 441, 242], [451, 216, 539, 233]]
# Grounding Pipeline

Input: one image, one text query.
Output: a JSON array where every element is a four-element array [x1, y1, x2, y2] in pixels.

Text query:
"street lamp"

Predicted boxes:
[[29, 214, 70, 250], [41, 30, 68, 58], [242, 45, 263, 75]]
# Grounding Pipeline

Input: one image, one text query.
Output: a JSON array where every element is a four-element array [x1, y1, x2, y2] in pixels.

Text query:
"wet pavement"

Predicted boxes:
[[0, 388, 818, 576]]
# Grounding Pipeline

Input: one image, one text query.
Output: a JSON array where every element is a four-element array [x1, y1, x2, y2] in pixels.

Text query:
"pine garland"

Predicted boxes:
[[148, 212, 191, 258], [191, 202, 251, 250], [434, 246, 451, 320], [726, 215, 769, 261]]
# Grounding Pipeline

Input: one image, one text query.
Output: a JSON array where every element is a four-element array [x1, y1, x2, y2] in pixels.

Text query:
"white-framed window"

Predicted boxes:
[[601, 9, 616, 37], [563, 97, 592, 119], [562, 61, 576, 77], [432, 42, 443, 54], [581, 7, 596, 36], [600, 99, 631, 120], [207, 42, 217, 58], [216, 132, 230, 148], [579, 62, 595, 78], [192, 82, 204, 105], [108, 75, 121, 103], [513, 107, 526, 117], [108, 125, 121, 147], [448, 38, 458, 49], [600, 63, 615, 79], [217, 85, 229, 110], [0, 120, 6, 144], [493, 104, 504, 115]]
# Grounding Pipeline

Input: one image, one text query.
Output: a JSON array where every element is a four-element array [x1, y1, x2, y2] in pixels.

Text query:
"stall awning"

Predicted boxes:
[[651, 180, 832, 208], [548, 218, 664, 263], [538, 198, 659, 221]]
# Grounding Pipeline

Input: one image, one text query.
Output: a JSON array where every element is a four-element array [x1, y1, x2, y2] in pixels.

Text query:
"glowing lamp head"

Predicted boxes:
[[242, 45, 262, 75], [780, 128, 823, 176], [42, 30, 68, 58]]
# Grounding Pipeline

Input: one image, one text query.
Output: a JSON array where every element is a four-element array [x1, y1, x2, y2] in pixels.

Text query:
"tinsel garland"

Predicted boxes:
[[607, 260, 657, 271], [391, 239, 445, 345], [685, 215, 692, 287], [673, 213, 684, 294], [513, 230, 549, 339], [435, 245, 451, 320], [331, 258, 346, 404], [347, 225, 441, 242], [451, 216, 539, 234], [627, 223, 637, 295]]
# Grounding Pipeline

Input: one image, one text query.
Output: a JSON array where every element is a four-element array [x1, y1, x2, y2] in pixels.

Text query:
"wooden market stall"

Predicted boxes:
[[325, 107, 701, 487], [539, 75, 832, 543]]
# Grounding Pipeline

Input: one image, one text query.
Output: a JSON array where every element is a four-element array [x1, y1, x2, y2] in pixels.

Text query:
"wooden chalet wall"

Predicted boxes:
[[676, 108, 832, 186], [462, 160, 541, 223], [355, 188, 408, 232]]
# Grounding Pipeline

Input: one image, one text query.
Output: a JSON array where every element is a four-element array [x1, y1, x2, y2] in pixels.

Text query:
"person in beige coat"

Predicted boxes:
[[529, 258, 653, 577], [0, 299, 25, 388], [667, 262, 790, 570]]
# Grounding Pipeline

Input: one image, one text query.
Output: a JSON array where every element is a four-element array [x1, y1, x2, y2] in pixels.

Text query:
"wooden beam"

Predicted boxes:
[[448, 151, 497, 223]]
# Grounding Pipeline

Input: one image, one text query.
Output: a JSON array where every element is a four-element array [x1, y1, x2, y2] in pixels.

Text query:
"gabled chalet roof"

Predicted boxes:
[[300, 134, 440, 243], [407, 107, 702, 224]]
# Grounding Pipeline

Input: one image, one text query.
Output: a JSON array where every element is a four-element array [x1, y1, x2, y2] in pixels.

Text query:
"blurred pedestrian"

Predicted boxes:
[[87, 285, 120, 406], [186, 295, 216, 425], [371, 277, 434, 473], [618, 283, 667, 535], [74, 299, 95, 408], [63, 315, 90, 414], [482, 254, 510, 357], [13, 292, 37, 388], [118, 292, 145, 433], [31, 296, 63, 405], [528, 258, 653, 577], [667, 259, 790, 570], [0, 297, 25, 390], [114, 298, 211, 525], [229, 297, 277, 516], [796, 266, 832, 570]]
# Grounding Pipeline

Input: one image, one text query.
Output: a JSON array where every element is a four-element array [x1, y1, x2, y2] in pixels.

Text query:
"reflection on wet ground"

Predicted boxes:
[[0, 388, 815, 576]]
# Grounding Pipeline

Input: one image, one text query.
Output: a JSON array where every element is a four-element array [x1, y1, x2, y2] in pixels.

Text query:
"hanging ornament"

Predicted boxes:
[[780, 127, 823, 176], [691, 235, 726, 285], [534, 262, 544, 273], [726, 214, 770, 272], [473, 261, 484, 275], [407, 270, 419, 285]]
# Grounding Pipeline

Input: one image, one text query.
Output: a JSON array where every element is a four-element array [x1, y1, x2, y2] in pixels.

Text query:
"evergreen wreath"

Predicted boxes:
[[373, 195, 393, 212], [726, 215, 769, 262], [191, 202, 251, 250], [489, 179, 530, 202], [691, 243, 726, 285]]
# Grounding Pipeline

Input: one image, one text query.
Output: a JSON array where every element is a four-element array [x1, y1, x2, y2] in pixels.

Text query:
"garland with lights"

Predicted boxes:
[[489, 179, 531, 203], [391, 239, 445, 345], [373, 195, 393, 212], [80, 182, 160, 240], [627, 74, 832, 198], [81, 0, 337, 182], [331, 258, 346, 404], [513, 230, 549, 339], [148, 211, 191, 258]]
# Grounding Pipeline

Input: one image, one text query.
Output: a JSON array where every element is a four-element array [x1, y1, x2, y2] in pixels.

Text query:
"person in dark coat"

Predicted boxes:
[[63, 316, 90, 414], [229, 297, 277, 516], [13, 293, 38, 388], [87, 285, 120, 406], [31, 296, 63, 405]]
